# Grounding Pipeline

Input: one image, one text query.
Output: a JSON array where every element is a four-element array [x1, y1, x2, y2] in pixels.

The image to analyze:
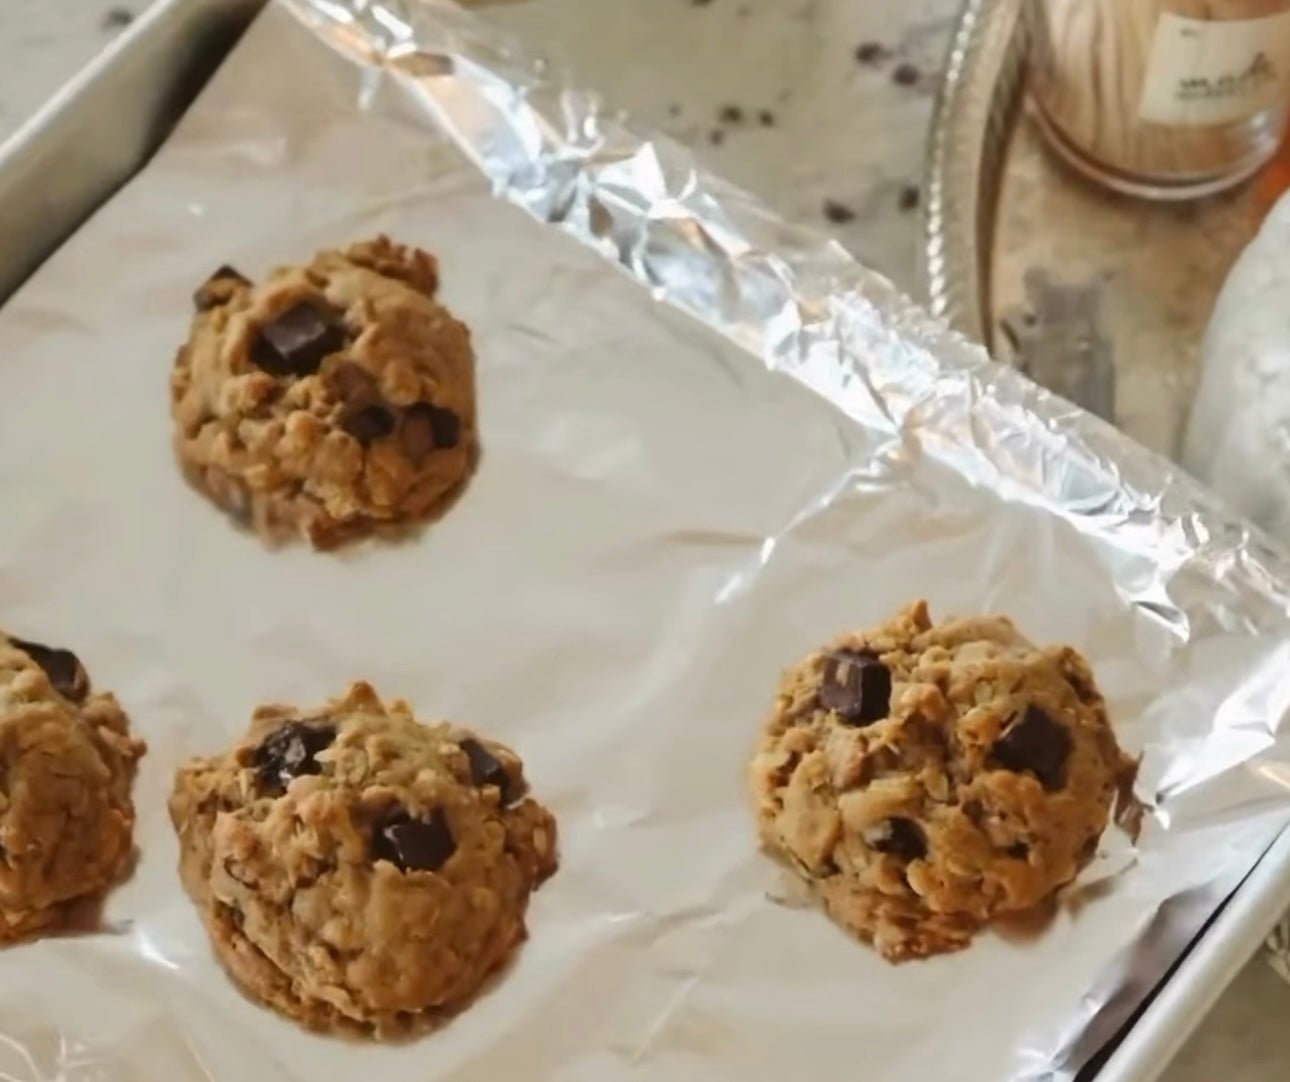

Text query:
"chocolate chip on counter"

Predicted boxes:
[[102, 7, 134, 30], [854, 42, 890, 65], [822, 199, 856, 224], [341, 403, 397, 445], [863, 818, 926, 861], [330, 361, 377, 401], [254, 721, 335, 794], [11, 638, 89, 702], [250, 301, 346, 377], [192, 265, 250, 312], [892, 62, 921, 87], [718, 104, 744, 125], [372, 809, 456, 872], [898, 184, 921, 212], [460, 738, 513, 802], [819, 649, 891, 725], [990, 705, 1072, 791], [758, 109, 776, 127]]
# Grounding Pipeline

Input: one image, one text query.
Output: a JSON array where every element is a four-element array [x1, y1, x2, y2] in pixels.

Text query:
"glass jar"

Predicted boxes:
[[1030, 0, 1290, 200]]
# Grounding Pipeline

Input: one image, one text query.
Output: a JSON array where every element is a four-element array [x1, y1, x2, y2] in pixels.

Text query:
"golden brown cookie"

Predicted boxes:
[[0, 634, 146, 941], [168, 682, 557, 1036], [750, 601, 1135, 960], [171, 236, 478, 548]]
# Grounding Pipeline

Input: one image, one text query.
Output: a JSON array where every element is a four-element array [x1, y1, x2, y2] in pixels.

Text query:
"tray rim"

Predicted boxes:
[[2, 0, 1289, 1078]]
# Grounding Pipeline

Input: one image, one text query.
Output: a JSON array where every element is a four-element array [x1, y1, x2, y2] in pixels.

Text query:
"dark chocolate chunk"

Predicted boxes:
[[251, 301, 346, 377], [102, 7, 134, 30], [854, 42, 890, 65], [401, 403, 461, 462], [254, 721, 335, 794], [990, 705, 1072, 791], [758, 109, 776, 127], [898, 184, 921, 212], [819, 649, 891, 725], [372, 809, 456, 872], [822, 199, 856, 224], [193, 265, 250, 312], [11, 638, 88, 702], [1007, 842, 1030, 860], [719, 104, 744, 125], [892, 62, 921, 87], [863, 818, 926, 861], [460, 738, 513, 802], [341, 404, 396, 445]]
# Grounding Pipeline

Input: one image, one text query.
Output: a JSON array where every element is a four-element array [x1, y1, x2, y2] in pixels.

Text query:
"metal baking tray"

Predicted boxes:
[[3, 1, 1290, 1078], [923, 0, 1282, 462]]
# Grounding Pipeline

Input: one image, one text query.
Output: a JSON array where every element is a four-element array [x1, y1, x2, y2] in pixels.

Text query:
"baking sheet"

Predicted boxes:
[[2, 1, 1290, 1079]]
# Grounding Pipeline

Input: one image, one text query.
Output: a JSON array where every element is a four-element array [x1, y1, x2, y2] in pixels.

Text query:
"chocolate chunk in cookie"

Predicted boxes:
[[11, 637, 89, 702], [460, 738, 513, 802], [863, 818, 927, 861], [990, 705, 1072, 791], [341, 403, 397, 445], [401, 403, 460, 463], [819, 649, 891, 725], [193, 265, 250, 312], [253, 721, 334, 794], [251, 301, 346, 377], [372, 808, 456, 873]]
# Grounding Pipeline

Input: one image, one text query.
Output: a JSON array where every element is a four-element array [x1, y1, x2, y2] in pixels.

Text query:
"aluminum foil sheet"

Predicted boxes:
[[2, 1, 1290, 1079]]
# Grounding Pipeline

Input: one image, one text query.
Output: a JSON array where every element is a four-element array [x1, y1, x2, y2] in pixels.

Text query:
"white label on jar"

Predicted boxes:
[[1138, 12, 1290, 127]]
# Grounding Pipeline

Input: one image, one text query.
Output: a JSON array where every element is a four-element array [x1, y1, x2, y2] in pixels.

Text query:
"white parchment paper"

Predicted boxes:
[[1, 3, 1290, 1079]]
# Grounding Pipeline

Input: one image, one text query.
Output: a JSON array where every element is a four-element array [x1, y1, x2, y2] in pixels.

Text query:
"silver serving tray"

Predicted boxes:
[[2, 2, 1289, 1078]]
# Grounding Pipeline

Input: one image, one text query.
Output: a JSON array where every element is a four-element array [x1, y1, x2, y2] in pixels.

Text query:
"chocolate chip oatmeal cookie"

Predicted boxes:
[[0, 633, 146, 941], [750, 601, 1135, 961], [171, 236, 478, 548], [168, 682, 557, 1035]]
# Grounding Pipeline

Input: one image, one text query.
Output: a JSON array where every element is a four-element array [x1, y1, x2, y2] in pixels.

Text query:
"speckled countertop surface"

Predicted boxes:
[[0, 0, 1287, 1077]]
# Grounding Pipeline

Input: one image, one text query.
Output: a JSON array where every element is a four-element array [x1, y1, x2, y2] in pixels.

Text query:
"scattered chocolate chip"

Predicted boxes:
[[192, 265, 250, 312], [254, 721, 335, 794], [251, 301, 346, 377], [719, 104, 744, 125], [372, 809, 456, 872], [11, 638, 88, 702], [460, 738, 513, 802], [854, 41, 890, 65], [863, 818, 926, 861], [990, 705, 1072, 791], [330, 361, 376, 401], [822, 199, 856, 224], [892, 62, 921, 87], [341, 403, 396, 445], [758, 109, 776, 127], [819, 649, 891, 725], [709, 128, 725, 146], [102, 7, 134, 30], [898, 184, 921, 212]]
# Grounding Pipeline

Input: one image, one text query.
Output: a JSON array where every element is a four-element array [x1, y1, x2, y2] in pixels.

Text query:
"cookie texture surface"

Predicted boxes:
[[750, 601, 1134, 960], [0, 634, 146, 941], [168, 682, 557, 1035], [171, 236, 477, 548]]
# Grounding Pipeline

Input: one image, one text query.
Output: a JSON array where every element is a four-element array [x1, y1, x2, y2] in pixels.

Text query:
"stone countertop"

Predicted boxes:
[[1, 0, 1288, 1078]]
